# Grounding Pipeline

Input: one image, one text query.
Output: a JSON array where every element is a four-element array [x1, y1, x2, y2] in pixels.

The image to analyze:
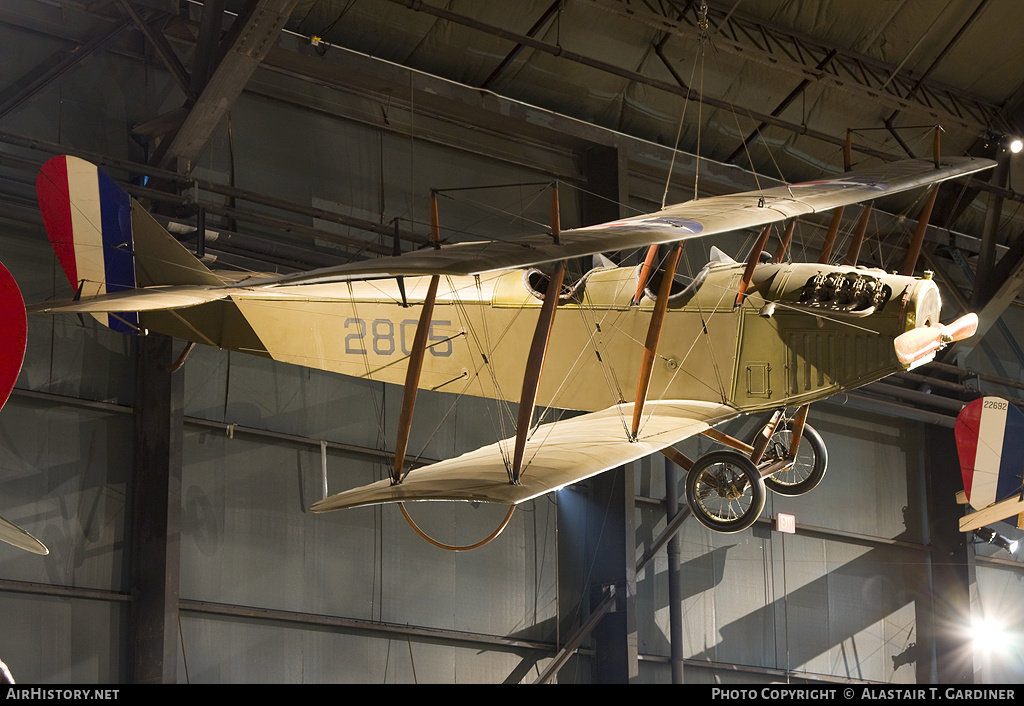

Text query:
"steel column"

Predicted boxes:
[[131, 334, 183, 684]]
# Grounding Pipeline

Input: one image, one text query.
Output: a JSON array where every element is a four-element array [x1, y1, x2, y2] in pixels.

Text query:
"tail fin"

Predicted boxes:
[[954, 397, 1024, 511], [36, 155, 220, 332]]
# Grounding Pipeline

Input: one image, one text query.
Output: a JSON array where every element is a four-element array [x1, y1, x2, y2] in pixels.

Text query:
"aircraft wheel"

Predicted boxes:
[[685, 450, 766, 533], [759, 421, 828, 496]]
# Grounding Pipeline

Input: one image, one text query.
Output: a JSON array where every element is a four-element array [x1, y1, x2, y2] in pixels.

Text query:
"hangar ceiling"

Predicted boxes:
[[4, 1, 1023, 243]]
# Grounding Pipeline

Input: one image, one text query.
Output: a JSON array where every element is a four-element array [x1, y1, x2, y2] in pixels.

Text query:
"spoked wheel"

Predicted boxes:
[[685, 450, 766, 533], [758, 421, 828, 496]]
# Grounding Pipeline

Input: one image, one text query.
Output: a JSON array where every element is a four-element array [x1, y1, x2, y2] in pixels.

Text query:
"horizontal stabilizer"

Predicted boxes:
[[959, 495, 1024, 533], [311, 400, 737, 511], [257, 157, 994, 286], [28, 285, 230, 314]]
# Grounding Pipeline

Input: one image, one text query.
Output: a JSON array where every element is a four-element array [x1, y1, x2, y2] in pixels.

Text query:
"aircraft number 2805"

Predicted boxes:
[[344, 317, 453, 357]]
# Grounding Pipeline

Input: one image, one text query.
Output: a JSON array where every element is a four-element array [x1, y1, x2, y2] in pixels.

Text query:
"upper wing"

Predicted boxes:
[[310, 400, 738, 511], [256, 156, 993, 286]]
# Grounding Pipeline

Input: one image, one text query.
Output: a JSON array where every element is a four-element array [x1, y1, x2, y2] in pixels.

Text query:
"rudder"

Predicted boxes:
[[955, 397, 1024, 510], [36, 155, 220, 333]]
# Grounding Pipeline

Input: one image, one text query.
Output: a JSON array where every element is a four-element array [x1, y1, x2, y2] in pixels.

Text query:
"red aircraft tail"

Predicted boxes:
[[0, 261, 26, 416]]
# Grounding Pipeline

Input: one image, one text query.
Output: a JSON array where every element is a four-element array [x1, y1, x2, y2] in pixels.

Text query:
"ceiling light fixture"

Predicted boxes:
[[975, 526, 1019, 555]]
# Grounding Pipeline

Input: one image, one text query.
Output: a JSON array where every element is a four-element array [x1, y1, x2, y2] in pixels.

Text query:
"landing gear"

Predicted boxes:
[[759, 421, 828, 496], [685, 451, 766, 533], [678, 405, 828, 533]]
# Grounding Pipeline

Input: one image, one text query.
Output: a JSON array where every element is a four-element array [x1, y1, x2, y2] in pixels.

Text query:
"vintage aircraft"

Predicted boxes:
[[0, 150, 996, 548], [954, 396, 1024, 543]]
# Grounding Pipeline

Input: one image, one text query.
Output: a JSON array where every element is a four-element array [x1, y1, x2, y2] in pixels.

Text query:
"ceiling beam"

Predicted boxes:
[[155, 0, 298, 172], [584, 0, 1002, 132], [0, 16, 132, 119]]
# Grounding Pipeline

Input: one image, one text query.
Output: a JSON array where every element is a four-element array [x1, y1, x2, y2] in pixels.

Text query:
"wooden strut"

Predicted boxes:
[[735, 224, 772, 307], [550, 182, 561, 245], [788, 404, 809, 457], [844, 202, 873, 266], [510, 184, 567, 483], [818, 207, 845, 265], [167, 340, 196, 373], [391, 191, 446, 484], [392, 275, 440, 484], [750, 408, 784, 464], [393, 218, 408, 307], [668, 402, 811, 477], [772, 220, 795, 263], [901, 184, 939, 275], [391, 191, 518, 551], [633, 244, 660, 306], [511, 260, 567, 483], [631, 242, 684, 439]]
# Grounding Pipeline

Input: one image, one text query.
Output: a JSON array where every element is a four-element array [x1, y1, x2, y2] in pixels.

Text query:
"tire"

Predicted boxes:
[[685, 450, 766, 533], [758, 421, 828, 496]]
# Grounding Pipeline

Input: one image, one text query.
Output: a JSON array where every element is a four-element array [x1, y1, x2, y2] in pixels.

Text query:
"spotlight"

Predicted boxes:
[[974, 526, 1019, 555], [1010, 139, 1023, 154], [970, 616, 1011, 652]]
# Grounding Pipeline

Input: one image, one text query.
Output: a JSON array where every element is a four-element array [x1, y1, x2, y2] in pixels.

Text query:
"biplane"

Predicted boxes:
[[954, 396, 1024, 543], [0, 150, 996, 550]]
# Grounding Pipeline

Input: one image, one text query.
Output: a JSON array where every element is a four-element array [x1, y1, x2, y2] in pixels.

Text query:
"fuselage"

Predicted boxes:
[[139, 258, 940, 416]]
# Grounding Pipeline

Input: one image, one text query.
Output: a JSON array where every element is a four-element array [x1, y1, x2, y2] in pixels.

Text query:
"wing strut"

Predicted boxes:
[[844, 203, 873, 266], [632, 244, 660, 306], [735, 224, 772, 307], [511, 260, 566, 482], [772, 220, 795, 263], [631, 241, 684, 438], [901, 184, 939, 275], [510, 189, 568, 483], [817, 208, 845, 264], [391, 192, 444, 484]]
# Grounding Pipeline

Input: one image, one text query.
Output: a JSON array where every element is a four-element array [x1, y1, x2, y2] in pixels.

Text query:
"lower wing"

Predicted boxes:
[[310, 400, 738, 511]]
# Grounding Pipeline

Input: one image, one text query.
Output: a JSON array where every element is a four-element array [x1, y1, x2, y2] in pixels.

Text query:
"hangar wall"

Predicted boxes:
[[0, 3, 1021, 684]]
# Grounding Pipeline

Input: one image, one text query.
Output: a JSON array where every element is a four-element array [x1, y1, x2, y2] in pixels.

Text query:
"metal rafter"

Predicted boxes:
[[585, 0, 1006, 133], [156, 0, 299, 171]]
